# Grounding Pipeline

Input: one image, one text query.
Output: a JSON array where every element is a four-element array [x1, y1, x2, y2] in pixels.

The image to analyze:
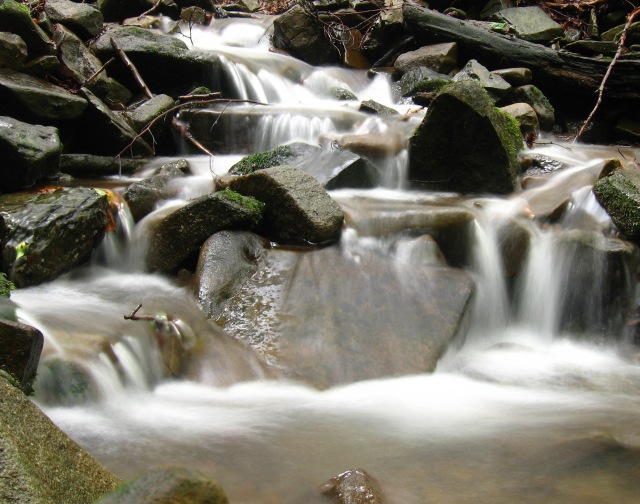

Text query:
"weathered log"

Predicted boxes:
[[403, 4, 640, 109]]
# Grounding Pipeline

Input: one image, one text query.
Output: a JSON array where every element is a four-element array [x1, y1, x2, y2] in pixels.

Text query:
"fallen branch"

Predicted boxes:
[[110, 37, 154, 99], [124, 303, 156, 321], [574, 7, 640, 142], [84, 57, 114, 87], [139, 0, 163, 17]]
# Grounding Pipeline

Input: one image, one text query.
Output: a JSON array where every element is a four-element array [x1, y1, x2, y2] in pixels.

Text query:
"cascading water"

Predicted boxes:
[[9, 16, 640, 504]]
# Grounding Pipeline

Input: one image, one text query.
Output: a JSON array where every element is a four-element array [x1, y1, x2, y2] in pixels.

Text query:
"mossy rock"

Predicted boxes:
[[593, 167, 640, 243], [229, 145, 294, 175]]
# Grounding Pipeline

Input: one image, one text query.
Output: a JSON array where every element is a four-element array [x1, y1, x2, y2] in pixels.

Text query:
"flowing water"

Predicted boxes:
[[11, 16, 640, 504]]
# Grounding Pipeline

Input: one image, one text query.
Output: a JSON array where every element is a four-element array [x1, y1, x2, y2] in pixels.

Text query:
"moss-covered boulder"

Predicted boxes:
[[0, 377, 121, 503], [593, 166, 640, 243], [408, 80, 522, 194], [145, 189, 264, 272], [229, 165, 344, 245], [95, 466, 228, 504], [0, 187, 110, 287]]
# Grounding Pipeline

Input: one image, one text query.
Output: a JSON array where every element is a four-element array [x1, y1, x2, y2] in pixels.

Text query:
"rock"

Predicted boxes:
[[565, 40, 619, 58], [123, 159, 188, 221], [0, 68, 88, 122], [496, 217, 531, 278], [0, 319, 43, 394], [276, 245, 474, 387], [331, 87, 358, 101], [359, 99, 399, 116], [408, 80, 522, 194], [0, 0, 55, 61], [97, 0, 144, 22], [0, 32, 28, 70], [95, 466, 228, 504], [59, 154, 148, 178], [122, 94, 175, 136], [332, 131, 405, 159], [53, 24, 132, 106], [0, 187, 110, 287], [272, 4, 341, 66], [452, 59, 512, 100], [492, 6, 564, 43], [601, 21, 640, 44], [0, 377, 121, 503], [593, 167, 640, 243], [491, 67, 532, 86], [45, 0, 104, 39], [320, 468, 386, 504], [501, 102, 539, 134], [194, 231, 265, 320], [0, 116, 62, 191], [145, 189, 264, 272], [229, 143, 382, 190], [394, 42, 458, 75], [228, 165, 344, 245], [393, 66, 451, 99]]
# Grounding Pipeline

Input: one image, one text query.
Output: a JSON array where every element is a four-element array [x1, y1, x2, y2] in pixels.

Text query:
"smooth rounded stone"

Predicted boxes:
[[331, 131, 405, 158], [0, 32, 27, 69], [0, 319, 43, 394], [491, 67, 532, 86], [95, 466, 228, 504], [320, 468, 386, 504], [0, 67, 87, 122], [0, 0, 55, 60], [194, 230, 265, 320], [511, 84, 555, 130], [491, 6, 564, 43], [228, 165, 344, 245], [453, 59, 511, 99], [0, 115, 62, 191], [408, 80, 522, 195], [272, 4, 341, 66], [0, 187, 110, 287], [45, 0, 104, 39], [394, 41, 458, 75], [145, 189, 264, 272], [0, 377, 121, 503], [501, 102, 539, 134]]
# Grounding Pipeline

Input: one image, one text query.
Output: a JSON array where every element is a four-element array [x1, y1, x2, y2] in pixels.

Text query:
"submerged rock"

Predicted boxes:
[[229, 165, 344, 245], [320, 468, 387, 504], [95, 466, 228, 504], [408, 80, 522, 194], [0, 187, 110, 287], [0, 377, 121, 503]]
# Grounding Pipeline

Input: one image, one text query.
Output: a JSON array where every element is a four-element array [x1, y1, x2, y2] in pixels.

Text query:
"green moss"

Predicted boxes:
[[593, 172, 640, 239], [218, 189, 264, 224], [229, 145, 294, 175], [0, 272, 15, 298]]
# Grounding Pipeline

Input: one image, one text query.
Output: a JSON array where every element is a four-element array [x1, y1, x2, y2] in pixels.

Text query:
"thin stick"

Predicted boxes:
[[139, 0, 163, 17], [84, 57, 114, 86], [574, 7, 640, 142], [124, 303, 155, 321], [110, 37, 154, 99]]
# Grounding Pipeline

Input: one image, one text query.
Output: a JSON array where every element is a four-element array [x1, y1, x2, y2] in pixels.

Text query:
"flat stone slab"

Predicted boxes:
[[493, 6, 564, 43]]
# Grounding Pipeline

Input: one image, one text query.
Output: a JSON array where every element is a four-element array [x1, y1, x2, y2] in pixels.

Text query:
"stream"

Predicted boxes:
[[11, 16, 640, 504]]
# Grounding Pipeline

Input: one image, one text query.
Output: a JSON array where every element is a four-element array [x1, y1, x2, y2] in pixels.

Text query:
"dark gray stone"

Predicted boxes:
[[394, 42, 458, 75], [359, 99, 399, 116], [45, 0, 104, 39], [453, 59, 511, 99], [0, 0, 55, 61], [0, 319, 43, 394], [393, 66, 451, 100], [59, 154, 148, 178], [0, 32, 27, 70], [492, 6, 564, 43], [0, 116, 62, 191]]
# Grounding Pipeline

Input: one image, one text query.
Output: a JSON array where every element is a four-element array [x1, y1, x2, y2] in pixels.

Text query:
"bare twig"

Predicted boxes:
[[172, 116, 215, 157], [177, 91, 222, 102], [574, 7, 640, 142], [110, 37, 154, 99], [124, 303, 156, 321], [139, 0, 163, 17], [84, 57, 114, 86]]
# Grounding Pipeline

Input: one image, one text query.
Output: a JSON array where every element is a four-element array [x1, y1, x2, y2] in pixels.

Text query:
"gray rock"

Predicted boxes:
[[491, 67, 532, 86], [229, 165, 344, 245], [123, 159, 188, 221], [194, 231, 265, 320], [95, 466, 228, 504], [0, 319, 43, 394], [359, 99, 399, 116], [453, 59, 512, 99], [0, 377, 121, 503], [45, 0, 104, 39], [408, 80, 522, 194], [593, 167, 640, 243], [0, 68, 88, 122], [123, 94, 176, 134], [53, 24, 132, 106], [0, 187, 110, 287], [145, 189, 264, 272], [0, 116, 62, 191], [492, 6, 564, 43], [272, 4, 341, 66], [511, 84, 555, 130], [320, 468, 386, 504], [0, 0, 55, 61], [0, 32, 27, 70], [393, 65, 451, 99], [394, 42, 458, 75]]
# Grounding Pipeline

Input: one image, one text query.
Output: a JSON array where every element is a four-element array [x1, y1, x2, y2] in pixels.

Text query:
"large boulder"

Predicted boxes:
[[593, 167, 640, 243], [95, 466, 228, 504], [228, 165, 344, 245], [45, 0, 104, 39], [0, 68, 88, 123], [0, 319, 43, 394], [145, 189, 264, 272], [194, 231, 265, 320], [272, 4, 341, 66], [0, 377, 121, 503], [0, 116, 62, 191], [408, 80, 522, 194], [0, 187, 110, 287]]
